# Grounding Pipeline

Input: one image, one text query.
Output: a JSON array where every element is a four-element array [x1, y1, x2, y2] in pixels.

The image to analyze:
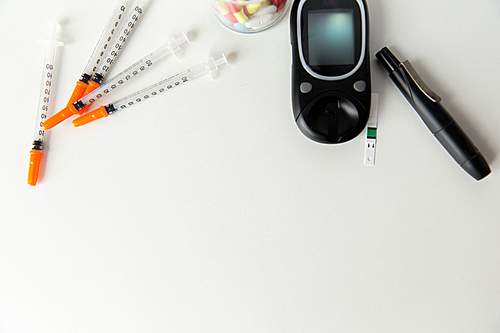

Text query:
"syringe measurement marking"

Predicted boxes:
[[92, 5, 127, 73], [114, 74, 189, 110], [100, 6, 144, 75], [39, 63, 54, 138], [86, 58, 153, 104]]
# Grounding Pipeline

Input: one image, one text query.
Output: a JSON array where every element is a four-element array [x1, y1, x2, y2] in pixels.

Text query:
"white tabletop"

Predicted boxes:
[[1, 0, 499, 332]]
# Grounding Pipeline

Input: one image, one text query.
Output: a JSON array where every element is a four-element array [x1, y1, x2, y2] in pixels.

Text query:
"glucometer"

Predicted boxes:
[[290, 0, 371, 143]]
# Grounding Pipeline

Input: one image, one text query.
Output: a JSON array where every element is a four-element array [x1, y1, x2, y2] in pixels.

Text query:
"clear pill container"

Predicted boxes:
[[211, 0, 290, 33]]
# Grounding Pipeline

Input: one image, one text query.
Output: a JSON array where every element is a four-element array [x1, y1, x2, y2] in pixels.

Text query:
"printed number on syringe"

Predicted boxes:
[[39, 63, 54, 137], [116, 75, 189, 109], [87, 60, 154, 104]]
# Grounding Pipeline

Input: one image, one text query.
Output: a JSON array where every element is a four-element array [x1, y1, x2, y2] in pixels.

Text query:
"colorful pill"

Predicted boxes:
[[252, 4, 277, 17], [213, 0, 287, 32], [216, 0, 238, 23], [235, 10, 249, 23], [218, 13, 236, 25], [233, 22, 249, 31], [245, 13, 274, 29], [228, 3, 249, 24], [237, 0, 252, 16], [277, 2, 286, 12], [216, 0, 230, 14], [245, 1, 263, 15], [224, 13, 238, 23], [272, 0, 287, 11]]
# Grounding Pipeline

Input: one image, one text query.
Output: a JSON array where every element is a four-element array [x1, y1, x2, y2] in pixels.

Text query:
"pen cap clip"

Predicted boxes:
[[401, 61, 442, 103]]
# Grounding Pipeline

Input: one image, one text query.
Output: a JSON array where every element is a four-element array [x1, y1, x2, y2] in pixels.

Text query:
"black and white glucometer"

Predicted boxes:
[[290, 0, 371, 144]]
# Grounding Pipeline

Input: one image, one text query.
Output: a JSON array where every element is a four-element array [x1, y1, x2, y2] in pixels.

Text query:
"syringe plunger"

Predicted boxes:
[[28, 22, 63, 186]]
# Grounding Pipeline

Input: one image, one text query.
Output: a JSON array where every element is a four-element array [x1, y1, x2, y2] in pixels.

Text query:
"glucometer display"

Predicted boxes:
[[308, 10, 355, 66]]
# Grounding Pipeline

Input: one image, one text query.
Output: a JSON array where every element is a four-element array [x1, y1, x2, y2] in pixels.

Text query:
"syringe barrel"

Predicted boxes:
[[82, 0, 129, 77], [93, 0, 150, 84], [110, 54, 228, 111], [73, 55, 228, 127], [32, 22, 63, 148], [78, 32, 189, 107]]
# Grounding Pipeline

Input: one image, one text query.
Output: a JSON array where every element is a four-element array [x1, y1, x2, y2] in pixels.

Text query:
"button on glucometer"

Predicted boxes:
[[354, 80, 366, 92], [300, 82, 313, 93]]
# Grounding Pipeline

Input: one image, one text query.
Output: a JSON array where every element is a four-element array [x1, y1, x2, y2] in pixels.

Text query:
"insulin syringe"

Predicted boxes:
[[28, 22, 63, 186], [44, 0, 150, 129], [73, 54, 228, 127], [69, 32, 188, 118], [42, 0, 129, 130], [74, 0, 151, 116]]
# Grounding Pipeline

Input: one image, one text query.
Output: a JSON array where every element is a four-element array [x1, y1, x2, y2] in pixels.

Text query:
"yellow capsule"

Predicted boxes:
[[233, 9, 249, 23], [245, 1, 263, 14], [216, 0, 230, 15]]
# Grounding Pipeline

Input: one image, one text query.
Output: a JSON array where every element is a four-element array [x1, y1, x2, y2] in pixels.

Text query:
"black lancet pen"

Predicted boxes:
[[376, 46, 491, 181]]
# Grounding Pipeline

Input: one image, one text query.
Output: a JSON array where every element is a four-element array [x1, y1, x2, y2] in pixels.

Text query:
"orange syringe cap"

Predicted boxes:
[[43, 80, 89, 130], [28, 149, 43, 186], [68, 80, 88, 104], [43, 106, 75, 130], [72, 106, 109, 127], [75, 80, 100, 115]]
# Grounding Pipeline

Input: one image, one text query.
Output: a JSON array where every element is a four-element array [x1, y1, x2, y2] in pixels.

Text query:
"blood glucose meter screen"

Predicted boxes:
[[308, 9, 355, 66]]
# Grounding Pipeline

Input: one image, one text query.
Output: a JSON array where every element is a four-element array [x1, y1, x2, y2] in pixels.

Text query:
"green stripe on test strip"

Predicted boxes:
[[367, 128, 377, 139]]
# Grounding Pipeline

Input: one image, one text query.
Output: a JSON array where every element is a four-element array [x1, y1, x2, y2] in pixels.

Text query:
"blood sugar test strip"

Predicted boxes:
[[364, 93, 379, 166]]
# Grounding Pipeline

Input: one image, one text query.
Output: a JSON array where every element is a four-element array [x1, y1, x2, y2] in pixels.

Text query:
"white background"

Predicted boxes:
[[1, 0, 500, 332]]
